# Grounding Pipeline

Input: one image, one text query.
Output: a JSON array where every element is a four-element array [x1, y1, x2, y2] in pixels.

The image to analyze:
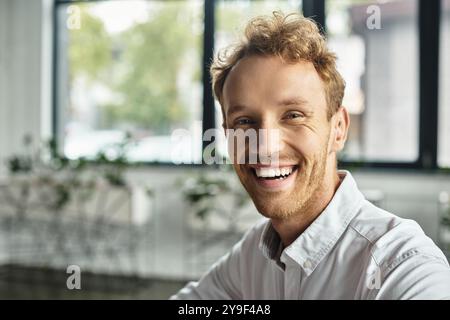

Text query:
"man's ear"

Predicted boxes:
[[331, 106, 350, 153]]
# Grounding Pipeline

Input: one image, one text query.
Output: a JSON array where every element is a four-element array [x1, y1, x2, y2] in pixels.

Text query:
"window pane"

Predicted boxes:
[[439, 0, 450, 167], [327, 0, 419, 162], [214, 0, 302, 159], [56, 0, 203, 163]]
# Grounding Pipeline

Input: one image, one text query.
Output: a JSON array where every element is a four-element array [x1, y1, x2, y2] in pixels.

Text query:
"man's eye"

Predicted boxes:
[[284, 112, 304, 120], [235, 118, 253, 125]]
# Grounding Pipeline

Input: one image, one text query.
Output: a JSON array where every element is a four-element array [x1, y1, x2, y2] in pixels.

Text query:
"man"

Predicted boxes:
[[171, 12, 450, 299]]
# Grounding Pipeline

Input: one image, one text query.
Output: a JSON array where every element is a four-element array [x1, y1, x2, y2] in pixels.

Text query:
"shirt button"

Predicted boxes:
[[303, 260, 312, 269]]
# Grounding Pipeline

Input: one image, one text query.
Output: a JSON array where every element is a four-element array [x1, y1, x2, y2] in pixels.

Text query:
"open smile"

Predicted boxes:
[[248, 165, 299, 191]]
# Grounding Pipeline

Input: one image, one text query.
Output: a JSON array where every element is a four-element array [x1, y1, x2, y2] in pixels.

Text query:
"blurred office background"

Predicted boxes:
[[0, 0, 449, 299]]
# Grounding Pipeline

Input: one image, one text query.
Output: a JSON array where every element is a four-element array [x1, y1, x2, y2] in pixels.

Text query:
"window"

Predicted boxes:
[[439, 0, 450, 167], [326, 0, 419, 162], [55, 0, 203, 163], [53, 0, 446, 169]]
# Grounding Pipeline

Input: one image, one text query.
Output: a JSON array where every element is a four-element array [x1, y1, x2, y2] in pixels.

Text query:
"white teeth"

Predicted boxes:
[[254, 166, 295, 178]]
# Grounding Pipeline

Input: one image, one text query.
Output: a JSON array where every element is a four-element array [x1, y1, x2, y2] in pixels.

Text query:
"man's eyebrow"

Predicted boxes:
[[277, 96, 309, 107], [227, 104, 247, 117], [227, 97, 310, 116]]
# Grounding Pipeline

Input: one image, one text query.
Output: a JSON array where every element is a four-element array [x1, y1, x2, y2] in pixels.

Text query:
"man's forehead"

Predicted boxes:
[[222, 55, 325, 109]]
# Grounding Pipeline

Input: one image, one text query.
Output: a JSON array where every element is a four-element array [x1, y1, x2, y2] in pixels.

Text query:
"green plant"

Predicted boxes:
[[179, 165, 249, 221], [7, 134, 33, 173], [4, 134, 134, 211]]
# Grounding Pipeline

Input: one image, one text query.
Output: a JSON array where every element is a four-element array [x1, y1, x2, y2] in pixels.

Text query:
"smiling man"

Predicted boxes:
[[171, 12, 450, 299]]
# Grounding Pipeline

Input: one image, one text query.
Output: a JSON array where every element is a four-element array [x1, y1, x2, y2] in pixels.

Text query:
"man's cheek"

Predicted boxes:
[[227, 136, 248, 165]]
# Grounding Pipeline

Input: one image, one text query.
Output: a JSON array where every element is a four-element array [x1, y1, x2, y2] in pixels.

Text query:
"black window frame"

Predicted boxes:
[[53, 0, 444, 170]]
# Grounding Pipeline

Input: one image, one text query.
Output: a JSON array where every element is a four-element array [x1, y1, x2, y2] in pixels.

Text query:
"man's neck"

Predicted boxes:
[[271, 170, 342, 248]]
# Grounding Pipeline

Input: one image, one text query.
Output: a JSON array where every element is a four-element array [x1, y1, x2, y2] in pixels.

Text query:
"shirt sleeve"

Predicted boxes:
[[375, 252, 450, 300], [169, 237, 244, 300]]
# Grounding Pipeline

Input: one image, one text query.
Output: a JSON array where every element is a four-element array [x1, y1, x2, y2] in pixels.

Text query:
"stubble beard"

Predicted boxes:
[[235, 145, 329, 222]]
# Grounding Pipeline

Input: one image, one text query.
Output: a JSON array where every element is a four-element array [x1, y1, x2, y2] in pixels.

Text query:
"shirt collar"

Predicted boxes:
[[258, 170, 365, 276]]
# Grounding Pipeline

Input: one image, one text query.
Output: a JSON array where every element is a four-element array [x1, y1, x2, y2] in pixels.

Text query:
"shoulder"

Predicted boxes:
[[349, 200, 448, 270], [347, 201, 450, 299]]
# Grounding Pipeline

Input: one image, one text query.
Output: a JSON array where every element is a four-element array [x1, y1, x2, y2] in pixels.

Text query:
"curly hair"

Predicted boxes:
[[210, 11, 345, 122]]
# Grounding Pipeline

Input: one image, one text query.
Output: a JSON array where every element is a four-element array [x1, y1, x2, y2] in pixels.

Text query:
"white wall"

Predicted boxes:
[[0, 0, 52, 175]]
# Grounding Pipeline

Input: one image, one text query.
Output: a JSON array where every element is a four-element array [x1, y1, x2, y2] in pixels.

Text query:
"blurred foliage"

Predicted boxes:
[[179, 165, 249, 220], [69, 6, 112, 83], [5, 134, 136, 211], [8, 156, 33, 174], [216, 0, 302, 35], [68, 3, 201, 134]]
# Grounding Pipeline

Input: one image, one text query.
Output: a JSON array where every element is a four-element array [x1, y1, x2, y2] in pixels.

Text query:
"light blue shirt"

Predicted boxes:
[[172, 171, 450, 299]]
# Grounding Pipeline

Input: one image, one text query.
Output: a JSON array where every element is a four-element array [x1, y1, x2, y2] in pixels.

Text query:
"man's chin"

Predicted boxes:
[[239, 176, 301, 216], [250, 194, 300, 220]]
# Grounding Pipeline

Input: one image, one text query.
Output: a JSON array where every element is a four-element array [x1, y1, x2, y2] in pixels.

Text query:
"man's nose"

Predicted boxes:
[[257, 124, 283, 165]]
